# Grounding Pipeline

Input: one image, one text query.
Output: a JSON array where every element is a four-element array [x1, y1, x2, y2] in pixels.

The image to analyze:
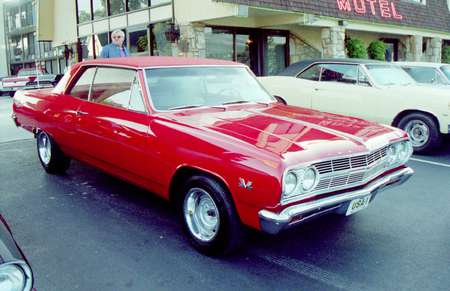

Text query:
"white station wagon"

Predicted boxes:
[[260, 59, 450, 154]]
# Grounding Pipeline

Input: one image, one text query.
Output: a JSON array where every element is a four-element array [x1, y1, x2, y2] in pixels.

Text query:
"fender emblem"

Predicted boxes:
[[239, 178, 253, 190]]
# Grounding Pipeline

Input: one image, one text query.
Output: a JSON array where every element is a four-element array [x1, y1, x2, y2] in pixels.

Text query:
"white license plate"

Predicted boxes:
[[346, 195, 371, 216]]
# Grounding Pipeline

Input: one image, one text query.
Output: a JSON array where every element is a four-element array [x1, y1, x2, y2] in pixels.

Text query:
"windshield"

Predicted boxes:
[[440, 66, 450, 81], [365, 64, 415, 86], [402, 66, 449, 85], [145, 66, 274, 110]]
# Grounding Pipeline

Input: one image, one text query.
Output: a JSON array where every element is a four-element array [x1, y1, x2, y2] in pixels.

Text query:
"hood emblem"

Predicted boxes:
[[239, 178, 253, 190]]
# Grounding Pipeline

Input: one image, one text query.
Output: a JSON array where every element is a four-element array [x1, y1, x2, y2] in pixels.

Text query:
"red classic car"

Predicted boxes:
[[12, 56, 414, 255]]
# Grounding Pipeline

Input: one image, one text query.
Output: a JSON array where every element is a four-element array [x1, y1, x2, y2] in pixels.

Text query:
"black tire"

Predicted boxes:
[[179, 175, 245, 256], [8, 91, 15, 98], [397, 112, 442, 154], [36, 131, 71, 174]]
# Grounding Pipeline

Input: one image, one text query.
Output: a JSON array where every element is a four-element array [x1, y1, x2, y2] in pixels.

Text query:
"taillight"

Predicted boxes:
[[28, 76, 36, 82]]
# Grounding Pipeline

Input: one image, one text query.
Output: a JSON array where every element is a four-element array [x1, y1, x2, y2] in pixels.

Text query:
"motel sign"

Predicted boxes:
[[337, 0, 403, 19]]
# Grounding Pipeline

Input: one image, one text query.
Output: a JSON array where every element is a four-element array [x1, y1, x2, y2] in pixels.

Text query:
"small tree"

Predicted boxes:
[[368, 40, 386, 61], [442, 45, 450, 64], [346, 38, 367, 59]]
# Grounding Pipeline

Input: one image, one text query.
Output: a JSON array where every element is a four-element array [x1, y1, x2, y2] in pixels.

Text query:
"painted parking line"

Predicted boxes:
[[410, 158, 450, 168]]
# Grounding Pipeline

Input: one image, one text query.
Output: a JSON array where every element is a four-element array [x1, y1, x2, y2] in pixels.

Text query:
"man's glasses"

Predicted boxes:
[[112, 36, 123, 39]]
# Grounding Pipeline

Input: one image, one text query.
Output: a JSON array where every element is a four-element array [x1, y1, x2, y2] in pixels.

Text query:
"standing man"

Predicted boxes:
[[100, 30, 129, 58]]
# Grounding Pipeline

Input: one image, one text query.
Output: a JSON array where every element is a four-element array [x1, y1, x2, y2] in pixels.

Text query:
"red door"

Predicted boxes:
[[73, 67, 160, 189]]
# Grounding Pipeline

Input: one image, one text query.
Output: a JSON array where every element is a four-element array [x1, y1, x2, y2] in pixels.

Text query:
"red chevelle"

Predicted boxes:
[[12, 57, 414, 255]]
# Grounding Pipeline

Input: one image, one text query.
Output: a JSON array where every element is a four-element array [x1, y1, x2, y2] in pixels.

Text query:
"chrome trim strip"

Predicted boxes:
[[259, 167, 414, 234]]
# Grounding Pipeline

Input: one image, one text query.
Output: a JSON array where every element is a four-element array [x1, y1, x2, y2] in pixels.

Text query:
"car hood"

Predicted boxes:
[[164, 103, 406, 162]]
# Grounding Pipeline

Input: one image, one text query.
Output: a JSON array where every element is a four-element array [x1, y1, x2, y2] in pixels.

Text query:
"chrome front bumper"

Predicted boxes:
[[259, 167, 414, 234]]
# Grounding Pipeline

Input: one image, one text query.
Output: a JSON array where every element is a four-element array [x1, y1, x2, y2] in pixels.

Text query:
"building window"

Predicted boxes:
[[20, 2, 34, 27], [93, 0, 107, 19], [150, 0, 171, 6], [128, 0, 148, 11], [77, 0, 91, 23], [10, 36, 23, 61], [129, 29, 149, 55], [205, 29, 233, 61], [150, 22, 172, 56], [80, 36, 94, 60], [265, 36, 287, 76], [109, 0, 125, 16]]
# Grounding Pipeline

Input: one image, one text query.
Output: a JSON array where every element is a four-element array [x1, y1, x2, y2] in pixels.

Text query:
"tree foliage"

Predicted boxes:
[[442, 45, 450, 64], [346, 38, 367, 59], [367, 40, 386, 61]]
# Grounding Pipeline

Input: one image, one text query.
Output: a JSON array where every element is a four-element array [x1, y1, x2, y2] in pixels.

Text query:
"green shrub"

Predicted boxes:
[[442, 45, 450, 64], [367, 40, 386, 61], [346, 38, 367, 59]]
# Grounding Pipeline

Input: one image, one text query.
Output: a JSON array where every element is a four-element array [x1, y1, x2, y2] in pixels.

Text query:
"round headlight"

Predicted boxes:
[[397, 141, 413, 163], [283, 171, 298, 196], [0, 264, 26, 291], [386, 144, 398, 164], [302, 167, 317, 191]]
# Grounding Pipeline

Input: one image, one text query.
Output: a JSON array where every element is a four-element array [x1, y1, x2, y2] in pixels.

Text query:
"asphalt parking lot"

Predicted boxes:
[[1, 96, 450, 291]]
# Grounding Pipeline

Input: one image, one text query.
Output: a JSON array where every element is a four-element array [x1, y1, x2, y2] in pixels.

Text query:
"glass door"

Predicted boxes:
[[264, 35, 288, 76]]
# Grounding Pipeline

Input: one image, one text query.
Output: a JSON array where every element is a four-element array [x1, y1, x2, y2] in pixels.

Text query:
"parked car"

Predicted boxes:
[[260, 59, 450, 153], [396, 61, 450, 86], [1, 68, 62, 97], [0, 214, 34, 290], [12, 56, 414, 255]]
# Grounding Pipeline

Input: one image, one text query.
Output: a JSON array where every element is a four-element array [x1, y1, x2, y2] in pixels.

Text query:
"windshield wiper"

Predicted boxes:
[[221, 100, 250, 105], [168, 104, 203, 110]]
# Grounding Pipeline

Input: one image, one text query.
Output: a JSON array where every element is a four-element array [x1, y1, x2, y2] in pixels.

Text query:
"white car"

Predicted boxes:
[[260, 59, 450, 153], [396, 61, 450, 86]]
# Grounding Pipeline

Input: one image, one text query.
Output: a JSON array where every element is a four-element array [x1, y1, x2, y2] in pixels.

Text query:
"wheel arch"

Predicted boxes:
[[392, 109, 440, 130], [168, 165, 233, 206]]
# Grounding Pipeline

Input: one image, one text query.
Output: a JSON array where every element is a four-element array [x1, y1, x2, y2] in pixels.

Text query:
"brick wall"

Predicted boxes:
[[215, 0, 450, 33]]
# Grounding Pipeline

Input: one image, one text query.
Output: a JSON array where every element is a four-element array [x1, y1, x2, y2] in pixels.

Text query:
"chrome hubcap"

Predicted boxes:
[[38, 133, 51, 165], [404, 120, 429, 147], [183, 188, 220, 242]]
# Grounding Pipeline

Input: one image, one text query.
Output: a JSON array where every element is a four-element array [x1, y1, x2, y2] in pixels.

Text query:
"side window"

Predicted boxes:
[[357, 67, 371, 87], [69, 67, 97, 100], [298, 64, 321, 81], [320, 64, 357, 84], [128, 76, 146, 113], [90, 67, 136, 109]]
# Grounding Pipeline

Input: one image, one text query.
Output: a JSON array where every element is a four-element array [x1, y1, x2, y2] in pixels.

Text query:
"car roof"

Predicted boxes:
[[395, 61, 446, 68], [79, 56, 241, 69], [278, 58, 384, 76]]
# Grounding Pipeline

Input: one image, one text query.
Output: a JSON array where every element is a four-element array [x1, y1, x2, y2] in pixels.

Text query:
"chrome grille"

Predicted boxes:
[[313, 145, 388, 175], [311, 145, 389, 193]]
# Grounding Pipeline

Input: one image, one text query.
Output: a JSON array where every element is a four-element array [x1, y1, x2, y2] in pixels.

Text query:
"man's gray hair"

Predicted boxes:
[[111, 29, 125, 38]]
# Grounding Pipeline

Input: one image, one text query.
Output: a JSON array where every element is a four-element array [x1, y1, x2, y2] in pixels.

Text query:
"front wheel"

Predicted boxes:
[[36, 131, 71, 174], [398, 113, 442, 154], [180, 175, 244, 255]]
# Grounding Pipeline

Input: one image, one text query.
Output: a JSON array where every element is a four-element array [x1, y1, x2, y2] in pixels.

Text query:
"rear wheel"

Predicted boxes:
[[398, 113, 442, 154], [180, 175, 244, 255], [36, 131, 71, 174]]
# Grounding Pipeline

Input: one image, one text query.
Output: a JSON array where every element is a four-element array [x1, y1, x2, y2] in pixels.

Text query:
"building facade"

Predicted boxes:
[[40, 0, 450, 76], [1, 0, 69, 76]]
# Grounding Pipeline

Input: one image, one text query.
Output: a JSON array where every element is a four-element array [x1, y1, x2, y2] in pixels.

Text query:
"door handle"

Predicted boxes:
[[76, 111, 88, 116], [314, 88, 319, 91]]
